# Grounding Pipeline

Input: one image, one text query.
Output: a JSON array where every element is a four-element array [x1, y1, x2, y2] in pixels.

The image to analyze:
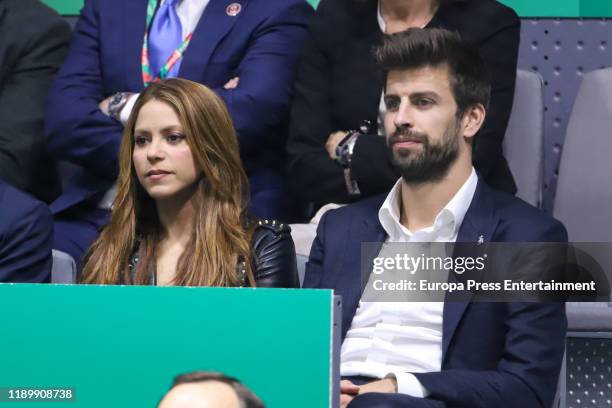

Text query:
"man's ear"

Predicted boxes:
[[461, 103, 486, 141]]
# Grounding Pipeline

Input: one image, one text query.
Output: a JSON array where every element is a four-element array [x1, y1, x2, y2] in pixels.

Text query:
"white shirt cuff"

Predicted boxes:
[[386, 372, 430, 398], [119, 93, 140, 125]]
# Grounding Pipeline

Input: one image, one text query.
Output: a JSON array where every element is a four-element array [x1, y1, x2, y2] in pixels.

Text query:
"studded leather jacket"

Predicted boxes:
[[128, 219, 299, 287]]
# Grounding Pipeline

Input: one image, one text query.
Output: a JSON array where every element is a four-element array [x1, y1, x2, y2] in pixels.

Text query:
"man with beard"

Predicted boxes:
[[303, 28, 567, 408]]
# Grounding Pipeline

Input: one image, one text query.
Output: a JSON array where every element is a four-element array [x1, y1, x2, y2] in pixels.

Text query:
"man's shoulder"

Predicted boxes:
[[2, 0, 69, 39], [245, 0, 314, 15], [483, 186, 568, 242], [440, 0, 520, 38], [452, 0, 519, 21], [322, 195, 385, 225]]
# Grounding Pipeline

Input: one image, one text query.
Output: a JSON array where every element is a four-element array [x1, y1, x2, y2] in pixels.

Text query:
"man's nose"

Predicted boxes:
[[393, 102, 414, 129]]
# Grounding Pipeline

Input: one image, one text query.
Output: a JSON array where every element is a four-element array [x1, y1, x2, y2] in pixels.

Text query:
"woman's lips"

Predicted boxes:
[[146, 170, 171, 180]]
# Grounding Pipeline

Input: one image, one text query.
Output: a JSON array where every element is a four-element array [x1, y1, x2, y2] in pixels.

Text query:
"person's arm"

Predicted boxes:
[[413, 301, 565, 408], [473, 9, 520, 192], [288, 0, 398, 204], [252, 222, 299, 288], [212, 2, 312, 155], [286, 1, 355, 205], [45, 0, 123, 179], [0, 3, 70, 191], [350, 134, 398, 196], [0, 191, 53, 282]]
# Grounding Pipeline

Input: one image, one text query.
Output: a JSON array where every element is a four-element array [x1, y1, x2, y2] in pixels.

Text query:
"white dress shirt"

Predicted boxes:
[[340, 169, 478, 397]]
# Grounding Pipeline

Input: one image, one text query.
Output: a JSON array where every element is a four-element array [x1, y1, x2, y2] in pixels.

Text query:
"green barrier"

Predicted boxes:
[[0, 284, 338, 408], [42, 0, 612, 18]]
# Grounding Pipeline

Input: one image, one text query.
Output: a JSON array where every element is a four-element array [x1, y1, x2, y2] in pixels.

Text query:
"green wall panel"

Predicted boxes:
[[42, 0, 82, 15], [0, 285, 335, 408]]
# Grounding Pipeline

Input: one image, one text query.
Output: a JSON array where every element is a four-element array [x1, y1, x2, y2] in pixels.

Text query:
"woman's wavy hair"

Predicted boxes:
[[81, 78, 255, 287]]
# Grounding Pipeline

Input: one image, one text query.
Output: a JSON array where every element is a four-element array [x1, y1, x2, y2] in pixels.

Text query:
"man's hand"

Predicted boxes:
[[358, 377, 397, 394], [340, 380, 360, 408], [223, 76, 240, 89], [326, 130, 348, 159], [98, 95, 112, 116]]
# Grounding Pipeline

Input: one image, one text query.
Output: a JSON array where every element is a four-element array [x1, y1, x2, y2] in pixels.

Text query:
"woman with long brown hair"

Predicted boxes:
[[81, 78, 298, 287]]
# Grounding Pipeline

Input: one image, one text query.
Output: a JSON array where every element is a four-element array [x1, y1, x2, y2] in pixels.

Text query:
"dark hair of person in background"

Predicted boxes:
[[158, 371, 265, 408], [81, 79, 255, 286], [374, 27, 491, 123]]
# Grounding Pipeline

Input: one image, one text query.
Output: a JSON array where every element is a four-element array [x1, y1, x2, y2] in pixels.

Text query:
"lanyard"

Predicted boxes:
[[141, 0, 194, 87]]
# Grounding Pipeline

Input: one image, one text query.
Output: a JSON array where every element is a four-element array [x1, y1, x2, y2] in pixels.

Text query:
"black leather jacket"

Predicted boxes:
[[128, 219, 299, 288]]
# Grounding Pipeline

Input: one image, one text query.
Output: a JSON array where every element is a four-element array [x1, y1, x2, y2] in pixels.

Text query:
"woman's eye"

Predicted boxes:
[[167, 133, 185, 143], [134, 136, 148, 146]]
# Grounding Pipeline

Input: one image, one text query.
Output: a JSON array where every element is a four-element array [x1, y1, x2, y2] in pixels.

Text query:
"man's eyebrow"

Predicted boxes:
[[409, 91, 441, 100]]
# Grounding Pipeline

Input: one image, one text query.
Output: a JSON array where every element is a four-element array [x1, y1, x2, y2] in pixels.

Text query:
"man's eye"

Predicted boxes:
[[134, 136, 148, 146], [416, 98, 433, 107], [385, 99, 400, 111], [167, 133, 185, 143]]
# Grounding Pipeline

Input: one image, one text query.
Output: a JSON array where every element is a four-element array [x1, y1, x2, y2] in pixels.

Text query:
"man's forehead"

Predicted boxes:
[[386, 65, 452, 94]]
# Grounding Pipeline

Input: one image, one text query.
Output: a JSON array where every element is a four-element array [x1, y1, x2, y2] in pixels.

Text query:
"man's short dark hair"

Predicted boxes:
[[160, 371, 265, 408], [374, 28, 491, 115]]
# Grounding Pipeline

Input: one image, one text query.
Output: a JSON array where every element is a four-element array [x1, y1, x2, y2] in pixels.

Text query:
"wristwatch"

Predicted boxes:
[[107, 92, 129, 121], [335, 131, 359, 168]]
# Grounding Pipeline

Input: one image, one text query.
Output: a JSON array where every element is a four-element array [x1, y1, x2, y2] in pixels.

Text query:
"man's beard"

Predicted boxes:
[[387, 121, 460, 184]]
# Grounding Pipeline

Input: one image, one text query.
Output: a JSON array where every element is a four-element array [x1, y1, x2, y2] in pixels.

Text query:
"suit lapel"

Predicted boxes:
[[442, 179, 499, 360], [339, 202, 387, 341], [123, 0, 149, 91], [179, 0, 246, 81]]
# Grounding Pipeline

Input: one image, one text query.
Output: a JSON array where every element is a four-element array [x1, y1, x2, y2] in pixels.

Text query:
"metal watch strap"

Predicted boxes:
[[108, 92, 128, 121]]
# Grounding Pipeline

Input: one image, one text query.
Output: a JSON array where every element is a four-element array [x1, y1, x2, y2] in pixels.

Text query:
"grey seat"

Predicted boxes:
[[554, 67, 612, 242], [51, 249, 77, 284], [503, 69, 545, 208]]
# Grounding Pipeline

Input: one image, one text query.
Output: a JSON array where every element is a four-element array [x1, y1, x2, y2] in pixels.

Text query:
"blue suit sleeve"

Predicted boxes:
[[0, 194, 53, 282], [45, 0, 123, 179], [213, 2, 313, 154], [302, 211, 329, 289], [413, 302, 566, 408], [412, 220, 568, 408]]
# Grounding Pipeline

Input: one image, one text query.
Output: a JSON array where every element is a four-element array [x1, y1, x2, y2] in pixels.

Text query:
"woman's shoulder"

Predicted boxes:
[[247, 219, 299, 288], [248, 218, 293, 258]]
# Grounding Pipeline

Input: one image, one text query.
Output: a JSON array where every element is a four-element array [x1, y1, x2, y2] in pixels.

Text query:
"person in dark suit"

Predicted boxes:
[[0, 180, 53, 282], [0, 0, 70, 203], [303, 29, 566, 407], [288, 0, 519, 213], [46, 0, 313, 263]]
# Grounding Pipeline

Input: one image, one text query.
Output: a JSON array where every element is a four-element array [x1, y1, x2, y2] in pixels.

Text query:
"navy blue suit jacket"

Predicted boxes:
[[45, 0, 313, 215], [0, 181, 52, 282], [304, 180, 568, 408]]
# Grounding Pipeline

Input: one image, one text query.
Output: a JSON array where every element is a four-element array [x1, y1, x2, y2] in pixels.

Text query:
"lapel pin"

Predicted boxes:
[[226, 3, 242, 16], [477, 234, 485, 245]]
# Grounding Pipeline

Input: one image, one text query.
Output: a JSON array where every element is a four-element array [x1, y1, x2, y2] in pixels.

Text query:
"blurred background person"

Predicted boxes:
[[0, 0, 70, 203], [81, 79, 298, 288], [0, 179, 53, 282], [46, 0, 313, 264], [287, 0, 520, 216], [158, 371, 264, 408]]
